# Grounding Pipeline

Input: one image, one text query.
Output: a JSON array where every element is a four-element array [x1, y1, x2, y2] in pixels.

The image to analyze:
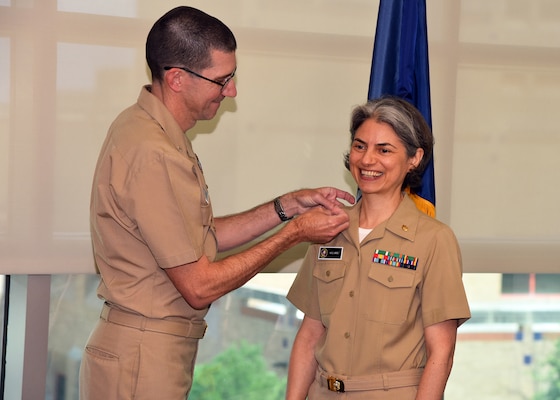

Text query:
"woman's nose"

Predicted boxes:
[[361, 150, 377, 165]]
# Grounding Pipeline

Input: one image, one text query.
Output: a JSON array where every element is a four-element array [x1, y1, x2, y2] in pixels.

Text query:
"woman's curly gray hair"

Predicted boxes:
[[343, 96, 433, 193]]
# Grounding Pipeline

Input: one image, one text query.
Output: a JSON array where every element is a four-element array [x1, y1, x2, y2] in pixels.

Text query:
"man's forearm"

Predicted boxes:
[[168, 220, 304, 309], [214, 196, 289, 251]]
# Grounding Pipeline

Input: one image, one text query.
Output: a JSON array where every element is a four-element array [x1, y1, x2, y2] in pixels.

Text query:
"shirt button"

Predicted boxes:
[[402, 224, 409, 232], [326, 270, 331, 277], [349, 290, 354, 297], [344, 332, 350, 339], [388, 276, 394, 282]]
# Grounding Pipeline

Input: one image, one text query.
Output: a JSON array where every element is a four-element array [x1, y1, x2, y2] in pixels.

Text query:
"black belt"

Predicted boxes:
[[100, 303, 207, 339]]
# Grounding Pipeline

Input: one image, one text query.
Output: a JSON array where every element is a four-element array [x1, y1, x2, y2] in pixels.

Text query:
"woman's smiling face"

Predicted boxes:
[[349, 118, 423, 197]]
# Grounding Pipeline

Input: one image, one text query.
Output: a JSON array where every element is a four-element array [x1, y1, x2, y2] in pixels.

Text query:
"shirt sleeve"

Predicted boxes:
[[287, 245, 322, 320], [420, 225, 471, 327]]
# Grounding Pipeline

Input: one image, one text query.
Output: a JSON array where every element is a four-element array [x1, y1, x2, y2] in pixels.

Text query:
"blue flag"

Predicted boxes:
[[368, 0, 435, 217]]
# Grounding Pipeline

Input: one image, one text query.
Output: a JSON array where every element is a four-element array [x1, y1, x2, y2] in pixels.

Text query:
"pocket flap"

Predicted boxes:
[[313, 262, 346, 283], [368, 265, 414, 288]]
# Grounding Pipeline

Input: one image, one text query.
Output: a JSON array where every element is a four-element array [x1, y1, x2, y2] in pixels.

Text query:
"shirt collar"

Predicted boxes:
[[343, 194, 421, 245], [137, 85, 194, 158]]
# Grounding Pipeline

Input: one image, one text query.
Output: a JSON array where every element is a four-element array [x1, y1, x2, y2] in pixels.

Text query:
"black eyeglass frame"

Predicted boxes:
[[163, 66, 236, 91]]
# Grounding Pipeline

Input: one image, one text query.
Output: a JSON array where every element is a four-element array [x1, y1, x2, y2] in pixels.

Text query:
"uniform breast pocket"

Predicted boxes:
[[366, 265, 416, 325], [313, 261, 346, 315]]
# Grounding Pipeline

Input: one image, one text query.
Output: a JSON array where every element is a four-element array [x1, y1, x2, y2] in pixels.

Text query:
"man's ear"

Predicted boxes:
[[164, 68, 184, 93]]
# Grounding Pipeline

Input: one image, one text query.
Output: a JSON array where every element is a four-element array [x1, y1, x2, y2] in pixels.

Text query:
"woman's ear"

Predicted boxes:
[[409, 148, 424, 171]]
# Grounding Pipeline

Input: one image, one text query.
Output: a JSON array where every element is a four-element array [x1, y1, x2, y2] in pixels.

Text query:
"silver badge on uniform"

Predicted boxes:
[[203, 187, 210, 205], [195, 154, 204, 173]]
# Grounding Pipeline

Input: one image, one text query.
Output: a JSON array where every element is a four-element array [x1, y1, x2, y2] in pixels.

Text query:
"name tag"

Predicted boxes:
[[318, 246, 343, 260]]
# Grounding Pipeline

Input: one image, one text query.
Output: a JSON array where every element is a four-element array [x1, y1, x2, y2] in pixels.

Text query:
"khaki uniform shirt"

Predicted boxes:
[[91, 86, 217, 323], [287, 196, 470, 376]]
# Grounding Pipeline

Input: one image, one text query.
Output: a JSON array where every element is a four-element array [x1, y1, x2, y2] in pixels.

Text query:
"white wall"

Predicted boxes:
[[0, 0, 559, 274]]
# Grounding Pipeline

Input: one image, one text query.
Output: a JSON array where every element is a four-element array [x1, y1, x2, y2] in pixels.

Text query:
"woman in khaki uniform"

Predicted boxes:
[[286, 97, 471, 399]]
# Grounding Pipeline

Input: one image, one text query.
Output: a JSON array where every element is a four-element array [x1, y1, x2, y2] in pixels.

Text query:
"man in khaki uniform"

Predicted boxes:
[[79, 6, 354, 400]]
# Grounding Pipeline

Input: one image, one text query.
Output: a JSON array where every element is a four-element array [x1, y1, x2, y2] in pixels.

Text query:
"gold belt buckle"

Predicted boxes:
[[327, 376, 345, 392]]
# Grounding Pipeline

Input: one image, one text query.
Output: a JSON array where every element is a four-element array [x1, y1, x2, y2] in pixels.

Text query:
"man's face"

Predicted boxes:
[[182, 50, 237, 122]]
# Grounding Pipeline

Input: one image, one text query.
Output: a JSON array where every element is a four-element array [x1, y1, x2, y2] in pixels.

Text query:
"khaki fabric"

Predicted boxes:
[[288, 196, 470, 388], [80, 319, 198, 400], [90, 86, 217, 321], [308, 378, 418, 400], [82, 86, 218, 397]]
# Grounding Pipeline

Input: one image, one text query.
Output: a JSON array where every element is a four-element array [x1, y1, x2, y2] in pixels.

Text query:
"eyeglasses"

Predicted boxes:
[[164, 65, 236, 92]]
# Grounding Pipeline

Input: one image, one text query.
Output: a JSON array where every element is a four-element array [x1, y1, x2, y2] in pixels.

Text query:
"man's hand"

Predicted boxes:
[[281, 187, 355, 217], [286, 205, 350, 244]]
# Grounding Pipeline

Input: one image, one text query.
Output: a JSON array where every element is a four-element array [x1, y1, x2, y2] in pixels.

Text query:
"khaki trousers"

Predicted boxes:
[[79, 317, 199, 400]]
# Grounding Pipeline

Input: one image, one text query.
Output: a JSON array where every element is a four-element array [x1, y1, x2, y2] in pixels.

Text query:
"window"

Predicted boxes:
[[503, 274, 560, 295], [38, 273, 560, 400]]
